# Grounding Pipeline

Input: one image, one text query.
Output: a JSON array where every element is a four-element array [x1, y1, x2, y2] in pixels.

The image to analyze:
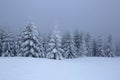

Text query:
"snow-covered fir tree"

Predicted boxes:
[[115, 42, 120, 57], [46, 26, 63, 60], [61, 32, 77, 59], [104, 35, 114, 57], [0, 30, 6, 56], [85, 33, 93, 57], [0, 29, 15, 57], [96, 37, 105, 57], [15, 33, 22, 56], [0, 40, 2, 56], [0, 34, 2, 56], [92, 39, 97, 56], [18, 23, 44, 58], [37, 32, 44, 57], [79, 36, 87, 57], [2, 34, 16, 57], [42, 35, 50, 58], [73, 30, 83, 57], [0, 30, 8, 56]]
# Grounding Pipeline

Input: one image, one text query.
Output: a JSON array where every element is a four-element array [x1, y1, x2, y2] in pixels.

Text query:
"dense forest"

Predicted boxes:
[[0, 23, 120, 60]]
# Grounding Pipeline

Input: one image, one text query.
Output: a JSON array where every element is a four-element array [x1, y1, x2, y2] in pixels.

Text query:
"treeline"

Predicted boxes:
[[0, 23, 120, 60]]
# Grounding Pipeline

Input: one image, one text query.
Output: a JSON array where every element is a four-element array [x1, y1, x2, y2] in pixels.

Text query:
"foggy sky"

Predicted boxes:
[[0, 0, 120, 42]]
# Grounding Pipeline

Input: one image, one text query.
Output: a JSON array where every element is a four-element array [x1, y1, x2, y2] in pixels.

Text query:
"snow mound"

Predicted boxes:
[[0, 57, 120, 80]]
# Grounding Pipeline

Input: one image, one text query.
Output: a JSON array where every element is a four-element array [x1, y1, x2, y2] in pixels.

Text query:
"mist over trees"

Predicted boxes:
[[0, 23, 120, 60]]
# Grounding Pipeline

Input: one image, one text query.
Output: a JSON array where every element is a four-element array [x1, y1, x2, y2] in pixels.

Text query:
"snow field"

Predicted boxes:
[[0, 57, 120, 80]]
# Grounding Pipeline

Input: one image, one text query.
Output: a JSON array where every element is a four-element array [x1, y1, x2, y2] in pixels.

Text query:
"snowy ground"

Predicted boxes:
[[0, 57, 120, 80]]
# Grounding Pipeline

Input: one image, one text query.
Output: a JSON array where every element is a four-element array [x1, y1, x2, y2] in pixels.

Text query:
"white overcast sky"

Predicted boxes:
[[0, 0, 120, 42]]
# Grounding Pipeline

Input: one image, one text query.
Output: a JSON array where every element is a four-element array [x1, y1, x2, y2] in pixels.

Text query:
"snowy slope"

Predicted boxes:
[[0, 57, 120, 80]]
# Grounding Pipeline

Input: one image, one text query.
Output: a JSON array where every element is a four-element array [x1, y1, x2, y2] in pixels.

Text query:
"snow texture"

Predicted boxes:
[[0, 57, 119, 80]]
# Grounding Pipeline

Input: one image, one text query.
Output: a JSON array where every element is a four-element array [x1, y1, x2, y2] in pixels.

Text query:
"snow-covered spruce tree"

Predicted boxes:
[[85, 33, 93, 57], [104, 35, 114, 57], [0, 29, 6, 56], [10, 37, 16, 56], [18, 23, 44, 58], [46, 27, 63, 60], [0, 29, 15, 57], [37, 32, 44, 57], [0, 30, 8, 56], [73, 30, 83, 57], [2, 35, 16, 57], [96, 37, 105, 57], [79, 36, 87, 57], [14, 33, 22, 56], [115, 42, 120, 57], [0, 34, 2, 56], [42, 34, 50, 58], [61, 32, 77, 59], [0, 40, 2, 56], [92, 39, 97, 56], [0, 30, 6, 56]]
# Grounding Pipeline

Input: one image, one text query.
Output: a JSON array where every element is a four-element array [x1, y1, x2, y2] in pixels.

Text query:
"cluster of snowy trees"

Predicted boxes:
[[0, 23, 120, 60]]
